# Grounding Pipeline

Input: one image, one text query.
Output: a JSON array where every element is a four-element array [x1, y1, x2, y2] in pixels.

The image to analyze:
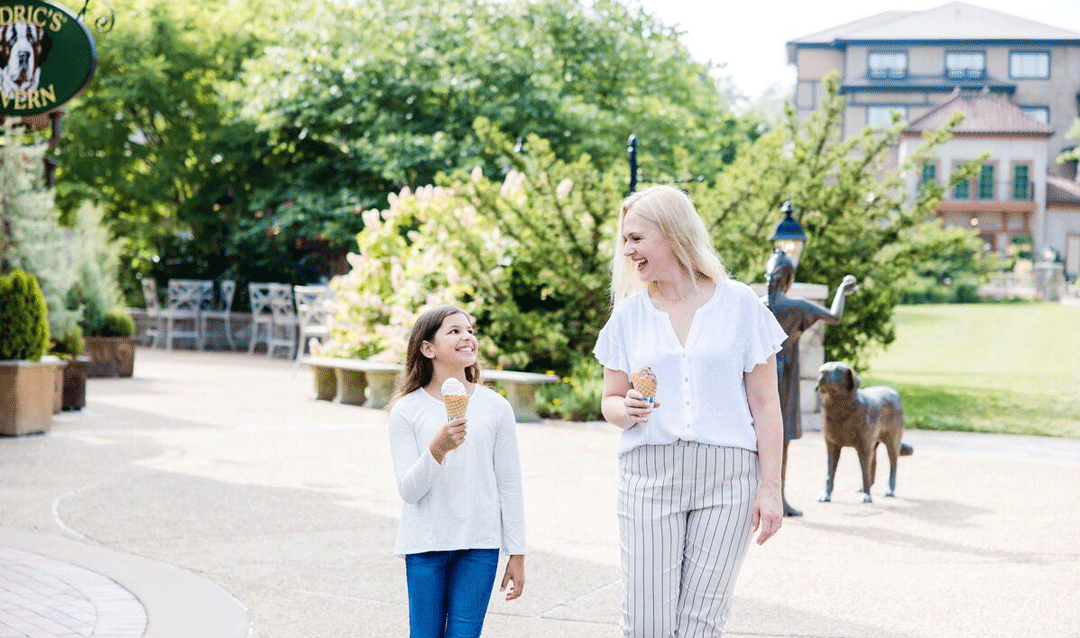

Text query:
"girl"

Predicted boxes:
[[594, 185, 786, 637], [388, 305, 526, 638]]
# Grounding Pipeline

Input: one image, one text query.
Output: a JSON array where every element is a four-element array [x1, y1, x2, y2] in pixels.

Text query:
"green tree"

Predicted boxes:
[[0, 122, 77, 337], [690, 74, 979, 369], [55, 0, 269, 297], [234, 0, 757, 255]]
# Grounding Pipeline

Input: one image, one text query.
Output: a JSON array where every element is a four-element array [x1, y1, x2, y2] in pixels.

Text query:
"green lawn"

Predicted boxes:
[[862, 303, 1080, 438]]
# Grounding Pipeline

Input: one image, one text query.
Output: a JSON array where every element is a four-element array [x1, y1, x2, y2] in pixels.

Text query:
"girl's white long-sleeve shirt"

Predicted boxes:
[[388, 385, 526, 557]]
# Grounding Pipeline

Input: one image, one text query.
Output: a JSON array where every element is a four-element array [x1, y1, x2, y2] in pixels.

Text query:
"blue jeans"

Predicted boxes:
[[405, 548, 499, 638]]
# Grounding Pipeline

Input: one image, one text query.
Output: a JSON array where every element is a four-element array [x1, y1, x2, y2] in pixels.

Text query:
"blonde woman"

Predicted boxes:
[[593, 185, 786, 637]]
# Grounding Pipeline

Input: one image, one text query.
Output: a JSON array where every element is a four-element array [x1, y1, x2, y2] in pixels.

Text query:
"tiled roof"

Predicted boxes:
[[903, 91, 1054, 135], [1047, 175, 1080, 206], [789, 10, 913, 46], [789, 2, 1080, 57]]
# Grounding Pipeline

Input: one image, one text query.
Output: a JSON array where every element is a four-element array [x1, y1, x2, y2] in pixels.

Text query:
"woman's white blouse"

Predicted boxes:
[[594, 279, 787, 455], [388, 385, 526, 557]]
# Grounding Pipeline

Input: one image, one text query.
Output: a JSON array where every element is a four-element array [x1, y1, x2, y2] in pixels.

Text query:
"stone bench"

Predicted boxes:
[[301, 357, 559, 422]]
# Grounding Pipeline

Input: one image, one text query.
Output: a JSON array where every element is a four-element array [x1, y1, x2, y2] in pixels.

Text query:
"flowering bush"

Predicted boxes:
[[328, 123, 621, 374]]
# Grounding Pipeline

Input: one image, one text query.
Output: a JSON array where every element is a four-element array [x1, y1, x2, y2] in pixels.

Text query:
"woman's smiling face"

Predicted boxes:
[[622, 210, 677, 283]]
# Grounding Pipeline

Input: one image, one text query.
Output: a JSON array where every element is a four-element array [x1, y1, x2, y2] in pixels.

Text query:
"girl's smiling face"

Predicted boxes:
[[622, 210, 677, 283], [421, 312, 478, 366]]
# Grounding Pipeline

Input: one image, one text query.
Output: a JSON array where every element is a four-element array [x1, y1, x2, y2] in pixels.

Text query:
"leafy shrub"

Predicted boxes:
[[536, 356, 604, 421], [99, 310, 136, 337], [0, 269, 50, 361], [50, 323, 85, 358], [329, 124, 619, 374], [66, 203, 124, 336]]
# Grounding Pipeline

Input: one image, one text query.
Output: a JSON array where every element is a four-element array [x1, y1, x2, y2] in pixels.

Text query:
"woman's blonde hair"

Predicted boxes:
[[610, 185, 727, 303]]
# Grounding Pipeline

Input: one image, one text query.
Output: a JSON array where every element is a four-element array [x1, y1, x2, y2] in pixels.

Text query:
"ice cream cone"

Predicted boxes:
[[444, 394, 469, 420], [631, 366, 657, 403]]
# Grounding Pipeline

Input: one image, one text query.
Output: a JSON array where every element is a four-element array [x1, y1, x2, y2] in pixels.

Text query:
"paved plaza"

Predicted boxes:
[[1, 348, 1079, 638]]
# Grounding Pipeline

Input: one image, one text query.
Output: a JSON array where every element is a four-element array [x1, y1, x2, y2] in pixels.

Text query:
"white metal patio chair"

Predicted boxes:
[[247, 283, 274, 354], [198, 280, 237, 350], [266, 283, 299, 359], [293, 285, 333, 359], [140, 278, 163, 348], [164, 279, 210, 350]]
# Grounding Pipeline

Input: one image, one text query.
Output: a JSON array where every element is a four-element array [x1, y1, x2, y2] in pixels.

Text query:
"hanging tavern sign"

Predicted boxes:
[[0, 0, 95, 116]]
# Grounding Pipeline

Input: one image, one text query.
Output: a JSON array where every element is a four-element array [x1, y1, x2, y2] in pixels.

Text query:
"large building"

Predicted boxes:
[[787, 1, 1080, 277]]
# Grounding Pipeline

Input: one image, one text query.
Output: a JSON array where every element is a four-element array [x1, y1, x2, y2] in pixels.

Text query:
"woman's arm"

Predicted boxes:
[[601, 367, 657, 430], [745, 354, 783, 544], [388, 412, 443, 505]]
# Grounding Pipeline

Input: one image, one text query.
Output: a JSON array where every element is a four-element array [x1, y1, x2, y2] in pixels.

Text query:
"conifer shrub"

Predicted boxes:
[[50, 323, 85, 358], [0, 269, 50, 361], [99, 309, 135, 337]]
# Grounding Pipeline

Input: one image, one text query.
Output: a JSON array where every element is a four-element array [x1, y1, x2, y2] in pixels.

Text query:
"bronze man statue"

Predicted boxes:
[[764, 249, 857, 517]]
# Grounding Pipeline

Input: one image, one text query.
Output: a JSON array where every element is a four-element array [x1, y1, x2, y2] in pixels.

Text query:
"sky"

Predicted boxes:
[[632, 0, 1080, 99]]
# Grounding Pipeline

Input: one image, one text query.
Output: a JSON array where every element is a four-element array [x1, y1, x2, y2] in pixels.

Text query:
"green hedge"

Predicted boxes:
[[0, 269, 50, 361]]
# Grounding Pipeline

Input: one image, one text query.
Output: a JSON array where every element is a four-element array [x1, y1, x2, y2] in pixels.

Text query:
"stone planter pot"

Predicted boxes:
[[312, 365, 338, 401], [62, 356, 91, 411], [0, 360, 63, 436], [41, 356, 66, 414], [84, 336, 140, 378], [335, 368, 368, 406]]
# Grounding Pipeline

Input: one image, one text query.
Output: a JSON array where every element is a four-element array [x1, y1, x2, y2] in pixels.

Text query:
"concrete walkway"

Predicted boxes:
[[1, 348, 1078, 638]]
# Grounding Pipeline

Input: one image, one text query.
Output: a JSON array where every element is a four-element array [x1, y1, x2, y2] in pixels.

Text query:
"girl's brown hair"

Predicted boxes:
[[394, 305, 481, 402]]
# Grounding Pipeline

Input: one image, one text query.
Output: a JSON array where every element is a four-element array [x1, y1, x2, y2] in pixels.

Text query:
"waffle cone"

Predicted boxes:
[[631, 374, 656, 401], [444, 394, 469, 420]]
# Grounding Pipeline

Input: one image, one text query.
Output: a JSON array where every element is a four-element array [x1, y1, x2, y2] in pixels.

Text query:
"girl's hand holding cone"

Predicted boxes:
[[429, 417, 467, 464]]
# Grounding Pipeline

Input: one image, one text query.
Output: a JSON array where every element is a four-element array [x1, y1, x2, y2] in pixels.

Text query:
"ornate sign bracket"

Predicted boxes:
[[75, 0, 113, 32]]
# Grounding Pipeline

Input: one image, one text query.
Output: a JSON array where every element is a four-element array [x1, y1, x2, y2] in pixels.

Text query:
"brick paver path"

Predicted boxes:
[[0, 547, 146, 638]]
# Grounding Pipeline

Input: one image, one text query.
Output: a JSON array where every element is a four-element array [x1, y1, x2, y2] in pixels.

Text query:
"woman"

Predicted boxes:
[[388, 305, 525, 638], [593, 185, 786, 637]]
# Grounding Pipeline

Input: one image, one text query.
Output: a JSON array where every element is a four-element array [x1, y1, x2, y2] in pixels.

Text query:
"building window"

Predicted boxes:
[[920, 162, 936, 189], [1010, 52, 1049, 78], [868, 52, 907, 79], [1013, 165, 1030, 200], [954, 176, 970, 200], [978, 165, 995, 200], [945, 52, 985, 79], [866, 105, 907, 128], [1018, 106, 1050, 124]]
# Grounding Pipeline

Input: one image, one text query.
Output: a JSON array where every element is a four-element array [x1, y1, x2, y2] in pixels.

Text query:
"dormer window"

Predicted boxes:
[[945, 51, 985, 80], [868, 51, 907, 79]]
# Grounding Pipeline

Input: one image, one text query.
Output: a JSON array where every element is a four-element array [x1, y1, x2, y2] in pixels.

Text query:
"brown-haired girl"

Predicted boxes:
[[388, 305, 526, 638]]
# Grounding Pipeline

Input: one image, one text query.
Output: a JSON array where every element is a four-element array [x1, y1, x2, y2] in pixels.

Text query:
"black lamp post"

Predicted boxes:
[[769, 200, 808, 269]]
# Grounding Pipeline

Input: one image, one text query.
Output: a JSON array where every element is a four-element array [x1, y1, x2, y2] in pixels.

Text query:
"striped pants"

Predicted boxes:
[[618, 441, 759, 638]]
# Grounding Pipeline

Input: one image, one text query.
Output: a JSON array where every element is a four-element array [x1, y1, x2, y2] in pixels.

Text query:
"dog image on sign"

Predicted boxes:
[[0, 21, 52, 98]]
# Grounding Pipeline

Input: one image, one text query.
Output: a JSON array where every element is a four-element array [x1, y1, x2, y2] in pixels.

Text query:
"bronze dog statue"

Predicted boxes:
[[817, 362, 912, 503]]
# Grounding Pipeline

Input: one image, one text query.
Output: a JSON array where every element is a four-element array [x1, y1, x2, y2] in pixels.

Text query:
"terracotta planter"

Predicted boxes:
[[62, 356, 90, 411], [0, 360, 62, 436], [84, 336, 140, 378], [312, 365, 338, 401]]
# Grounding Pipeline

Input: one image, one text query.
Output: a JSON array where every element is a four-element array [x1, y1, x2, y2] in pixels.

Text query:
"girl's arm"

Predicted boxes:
[[388, 411, 443, 505], [493, 400, 526, 600], [745, 354, 783, 545], [601, 367, 657, 430], [493, 401, 526, 555]]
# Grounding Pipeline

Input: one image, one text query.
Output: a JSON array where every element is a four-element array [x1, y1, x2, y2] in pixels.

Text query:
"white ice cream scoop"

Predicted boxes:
[[441, 377, 466, 397]]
